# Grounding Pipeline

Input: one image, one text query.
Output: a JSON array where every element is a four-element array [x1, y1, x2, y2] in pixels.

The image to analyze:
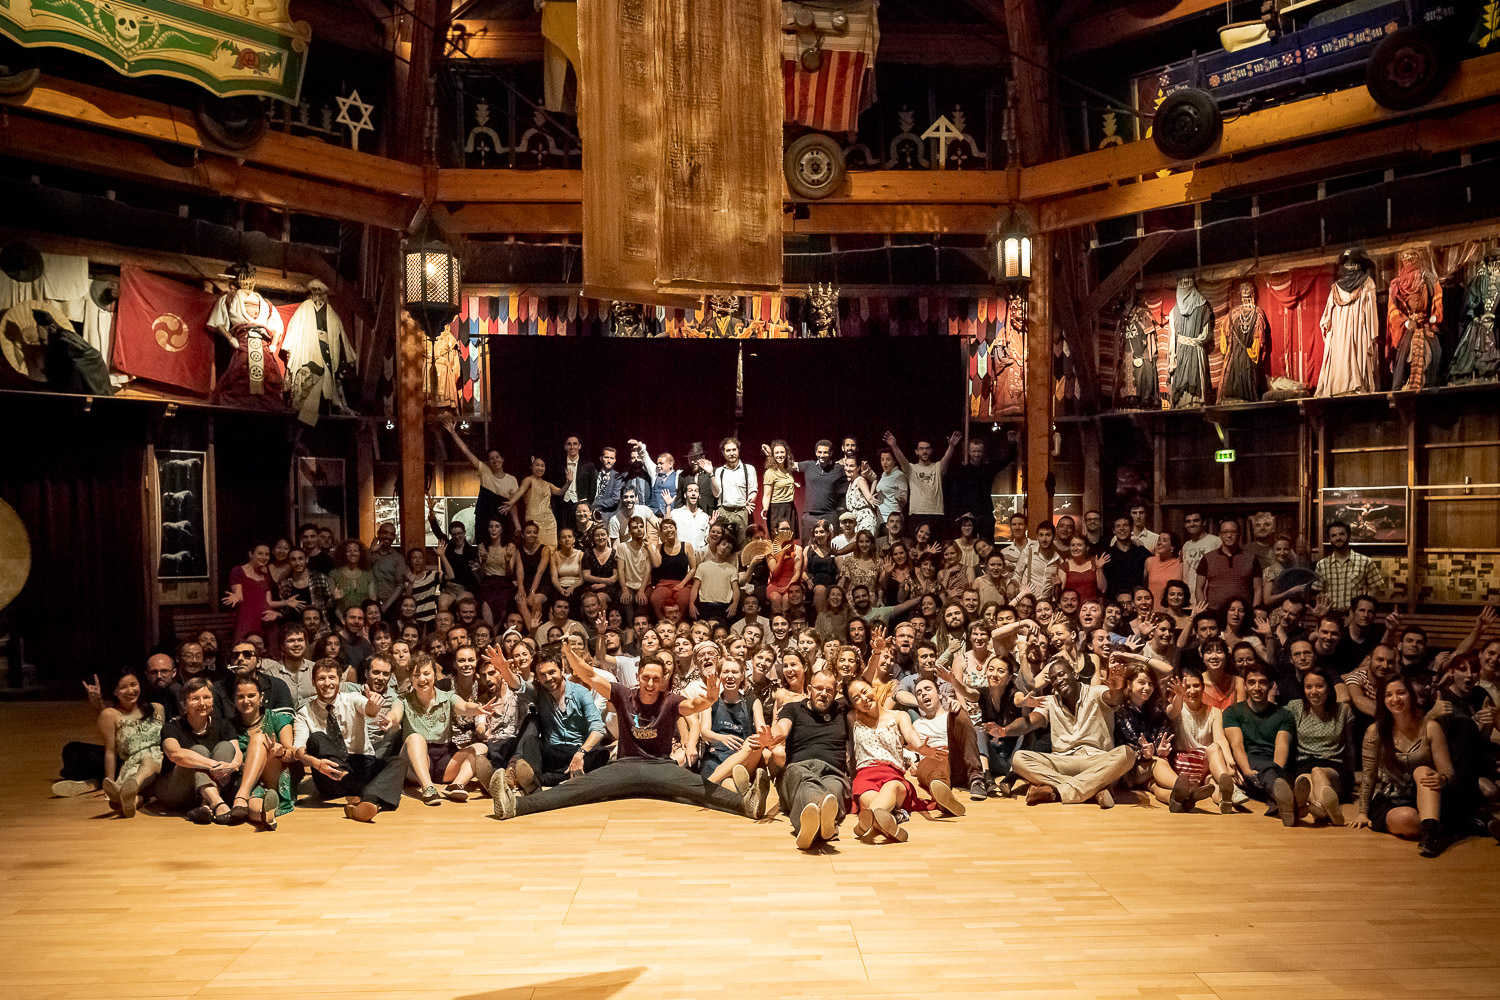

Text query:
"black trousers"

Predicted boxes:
[[514, 757, 749, 817], [508, 715, 611, 786], [1242, 753, 1289, 810], [306, 732, 406, 810]]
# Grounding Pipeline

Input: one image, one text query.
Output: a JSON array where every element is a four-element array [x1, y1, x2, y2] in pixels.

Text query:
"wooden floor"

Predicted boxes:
[[5, 701, 1500, 1000]]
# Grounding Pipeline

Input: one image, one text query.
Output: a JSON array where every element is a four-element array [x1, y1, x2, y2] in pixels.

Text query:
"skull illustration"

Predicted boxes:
[[113, 12, 141, 49]]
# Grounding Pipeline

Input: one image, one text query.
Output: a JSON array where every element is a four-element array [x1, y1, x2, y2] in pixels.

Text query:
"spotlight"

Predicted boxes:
[[459, 420, 471, 431], [384, 419, 395, 431]]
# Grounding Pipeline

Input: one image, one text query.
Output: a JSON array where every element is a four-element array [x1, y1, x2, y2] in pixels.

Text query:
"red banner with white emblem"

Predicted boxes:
[[113, 266, 217, 393]]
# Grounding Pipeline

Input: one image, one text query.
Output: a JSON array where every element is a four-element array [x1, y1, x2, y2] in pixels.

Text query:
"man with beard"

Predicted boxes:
[[1314, 520, 1385, 612], [796, 439, 849, 545], [213, 640, 294, 718], [490, 646, 772, 821], [771, 669, 850, 850], [489, 646, 608, 790]]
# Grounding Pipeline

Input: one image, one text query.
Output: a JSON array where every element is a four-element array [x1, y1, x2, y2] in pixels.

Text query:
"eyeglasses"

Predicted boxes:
[[231, 649, 257, 660]]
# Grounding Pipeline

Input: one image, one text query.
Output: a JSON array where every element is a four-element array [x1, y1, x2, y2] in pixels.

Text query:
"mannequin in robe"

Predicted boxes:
[[1449, 253, 1500, 383], [1217, 281, 1267, 404], [1118, 300, 1159, 408], [1315, 250, 1380, 397], [1388, 245, 1444, 391], [284, 279, 356, 425], [1168, 276, 1212, 408], [211, 263, 286, 411]]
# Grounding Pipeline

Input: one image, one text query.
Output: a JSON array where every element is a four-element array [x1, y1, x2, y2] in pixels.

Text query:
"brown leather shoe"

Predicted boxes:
[[1025, 783, 1059, 806], [344, 800, 379, 823]]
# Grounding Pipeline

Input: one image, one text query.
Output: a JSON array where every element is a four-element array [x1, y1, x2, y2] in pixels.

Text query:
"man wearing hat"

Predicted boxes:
[[675, 442, 718, 519], [832, 511, 860, 556]]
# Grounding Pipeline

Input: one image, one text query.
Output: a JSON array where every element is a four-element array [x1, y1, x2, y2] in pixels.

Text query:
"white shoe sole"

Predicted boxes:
[[796, 804, 821, 850]]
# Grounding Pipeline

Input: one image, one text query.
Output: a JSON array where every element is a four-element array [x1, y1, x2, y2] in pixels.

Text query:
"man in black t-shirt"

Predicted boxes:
[[796, 440, 849, 544], [773, 669, 851, 850], [492, 647, 773, 821]]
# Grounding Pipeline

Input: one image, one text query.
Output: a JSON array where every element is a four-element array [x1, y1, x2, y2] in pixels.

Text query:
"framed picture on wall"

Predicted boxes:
[[1320, 486, 1408, 544], [157, 450, 209, 579], [1053, 494, 1084, 522], [296, 457, 347, 540], [991, 493, 1026, 542]]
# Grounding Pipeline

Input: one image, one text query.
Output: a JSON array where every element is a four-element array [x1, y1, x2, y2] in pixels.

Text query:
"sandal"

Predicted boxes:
[[228, 796, 250, 825], [210, 801, 234, 825]]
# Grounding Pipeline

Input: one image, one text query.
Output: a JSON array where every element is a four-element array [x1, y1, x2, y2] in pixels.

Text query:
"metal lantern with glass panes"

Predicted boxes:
[[993, 208, 1032, 287], [401, 236, 461, 407]]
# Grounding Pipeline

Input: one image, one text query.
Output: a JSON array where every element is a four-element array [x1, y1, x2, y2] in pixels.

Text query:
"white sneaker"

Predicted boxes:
[[51, 779, 99, 797]]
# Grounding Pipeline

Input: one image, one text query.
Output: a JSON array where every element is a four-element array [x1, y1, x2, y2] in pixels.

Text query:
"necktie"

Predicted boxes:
[[324, 700, 346, 753]]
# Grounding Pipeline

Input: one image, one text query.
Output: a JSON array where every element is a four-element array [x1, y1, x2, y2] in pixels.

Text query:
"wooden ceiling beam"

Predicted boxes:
[[449, 19, 1004, 65], [3, 77, 427, 197], [1037, 99, 1500, 231], [1058, 0, 1226, 59], [0, 114, 414, 230]]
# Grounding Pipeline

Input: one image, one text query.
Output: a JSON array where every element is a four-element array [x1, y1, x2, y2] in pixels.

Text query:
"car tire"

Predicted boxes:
[[193, 93, 268, 151], [1366, 26, 1453, 111], [0, 39, 41, 97], [784, 133, 846, 200], [1151, 87, 1222, 160]]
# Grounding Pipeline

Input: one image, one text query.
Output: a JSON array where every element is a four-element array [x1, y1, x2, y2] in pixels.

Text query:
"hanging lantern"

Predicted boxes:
[[993, 207, 1033, 287], [402, 235, 462, 339]]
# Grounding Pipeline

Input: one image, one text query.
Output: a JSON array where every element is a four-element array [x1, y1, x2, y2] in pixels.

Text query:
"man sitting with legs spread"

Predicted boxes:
[[772, 669, 851, 850], [996, 656, 1136, 808], [491, 645, 771, 822]]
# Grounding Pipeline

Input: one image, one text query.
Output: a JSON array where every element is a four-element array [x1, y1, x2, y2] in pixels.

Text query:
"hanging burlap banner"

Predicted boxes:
[[579, 0, 783, 304]]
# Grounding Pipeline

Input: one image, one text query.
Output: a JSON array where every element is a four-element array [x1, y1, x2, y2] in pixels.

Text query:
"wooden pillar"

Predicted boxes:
[[1025, 231, 1053, 525], [396, 311, 427, 551], [356, 425, 376, 541]]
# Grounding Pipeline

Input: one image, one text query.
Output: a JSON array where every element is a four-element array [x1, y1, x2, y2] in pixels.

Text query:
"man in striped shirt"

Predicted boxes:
[[1314, 521, 1385, 612]]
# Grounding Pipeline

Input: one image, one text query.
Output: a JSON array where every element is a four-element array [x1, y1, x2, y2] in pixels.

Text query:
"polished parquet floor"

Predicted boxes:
[[4, 701, 1500, 1000]]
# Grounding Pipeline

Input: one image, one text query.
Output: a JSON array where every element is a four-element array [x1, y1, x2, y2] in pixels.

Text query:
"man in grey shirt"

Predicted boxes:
[[368, 522, 407, 616]]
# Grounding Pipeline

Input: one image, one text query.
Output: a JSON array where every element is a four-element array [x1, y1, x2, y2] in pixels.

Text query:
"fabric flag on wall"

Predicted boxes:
[[781, 0, 879, 133], [113, 267, 216, 393]]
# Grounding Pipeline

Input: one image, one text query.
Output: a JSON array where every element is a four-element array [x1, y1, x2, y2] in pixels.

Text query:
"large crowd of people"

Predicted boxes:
[[56, 430, 1500, 856]]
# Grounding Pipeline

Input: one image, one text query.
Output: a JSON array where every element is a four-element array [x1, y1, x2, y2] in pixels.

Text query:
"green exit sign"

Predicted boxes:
[[1215, 449, 1236, 463]]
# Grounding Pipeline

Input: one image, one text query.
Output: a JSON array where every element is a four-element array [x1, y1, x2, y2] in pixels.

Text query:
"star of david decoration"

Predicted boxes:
[[335, 90, 374, 152]]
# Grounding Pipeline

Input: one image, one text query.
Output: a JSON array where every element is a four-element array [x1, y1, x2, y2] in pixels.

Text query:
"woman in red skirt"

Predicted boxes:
[[847, 678, 928, 842]]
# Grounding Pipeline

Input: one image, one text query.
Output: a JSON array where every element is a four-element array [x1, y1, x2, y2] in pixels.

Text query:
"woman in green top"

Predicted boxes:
[[328, 538, 376, 619], [389, 657, 486, 805], [230, 677, 294, 829]]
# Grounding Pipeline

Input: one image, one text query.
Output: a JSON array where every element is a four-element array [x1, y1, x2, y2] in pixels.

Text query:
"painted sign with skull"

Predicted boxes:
[[1, 0, 311, 101]]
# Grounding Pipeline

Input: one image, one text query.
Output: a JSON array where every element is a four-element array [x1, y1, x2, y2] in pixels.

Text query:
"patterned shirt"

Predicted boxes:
[[1314, 551, 1385, 611]]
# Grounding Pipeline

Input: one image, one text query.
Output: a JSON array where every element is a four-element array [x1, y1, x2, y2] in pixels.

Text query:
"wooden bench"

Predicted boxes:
[[166, 608, 237, 648]]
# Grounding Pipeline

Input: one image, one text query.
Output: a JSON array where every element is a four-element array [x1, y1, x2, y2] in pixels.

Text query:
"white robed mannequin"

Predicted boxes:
[[1315, 252, 1380, 397], [283, 279, 356, 425]]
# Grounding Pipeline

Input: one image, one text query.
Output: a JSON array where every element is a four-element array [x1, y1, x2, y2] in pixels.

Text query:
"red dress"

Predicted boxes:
[[229, 565, 272, 640], [1061, 560, 1100, 603]]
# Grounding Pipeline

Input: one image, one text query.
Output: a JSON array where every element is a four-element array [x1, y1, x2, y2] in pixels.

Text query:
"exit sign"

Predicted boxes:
[[1215, 449, 1236, 463]]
